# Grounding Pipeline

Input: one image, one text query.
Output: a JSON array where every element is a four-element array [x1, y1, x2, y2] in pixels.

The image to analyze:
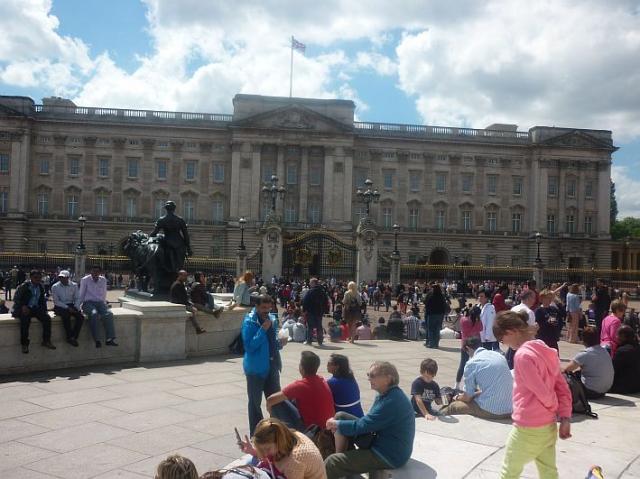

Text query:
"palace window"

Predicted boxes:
[[98, 158, 110, 178], [309, 203, 321, 224], [487, 212, 497, 232], [211, 237, 224, 258], [262, 164, 274, 183], [566, 214, 575, 234], [185, 161, 196, 181], [95, 192, 109, 217], [213, 163, 225, 183], [284, 203, 297, 223], [547, 214, 556, 234], [436, 210, 445, 231], [212, 199, 224, 223], [286, 163, 297, 185], [512, 176, 523, 196], [309, 166, 322, 186], [409, 172, 421, 192], [354, 205, 367, 224], [435, 173, 447, 193], [37, 192, 49, 216], [487, 174, 497, 195], [39, 157, 50, 175], [383, 170, 394, 189], [126, 197, 137, 218], [354, 169, 367, 189], [0, 154, 9, 173], [408, 207, 419, 230], [127, 158, 139, 179], [183, 199, 195, 222], [548, 176, 558, 196], [584, 215, 593, 234], [462, 210, 473, 231], [511, 213, 522, 233], [485, 255, 497, 267], [382, 207, 393, 228], [69, 156, 80, 176], [585, 180, 594, 199], [154, 198, 166, 218], [461, 174, 473, 193], [67, 194, 79, 217], [0, 189, 8, 213], [567, 178, 577, 198], [157, 160, 168, 180]]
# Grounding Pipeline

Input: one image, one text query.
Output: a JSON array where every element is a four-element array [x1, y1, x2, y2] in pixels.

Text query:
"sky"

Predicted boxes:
[[0, 0, 639, 218]]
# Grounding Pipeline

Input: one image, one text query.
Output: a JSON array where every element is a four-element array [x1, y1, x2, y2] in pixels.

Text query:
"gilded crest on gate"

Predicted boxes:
[[327, 247, 342, 266], [295, 247, 312, 266]]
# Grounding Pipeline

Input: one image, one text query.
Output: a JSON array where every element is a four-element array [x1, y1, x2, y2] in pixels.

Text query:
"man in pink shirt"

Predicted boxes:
[[600, 299, 626, 357]]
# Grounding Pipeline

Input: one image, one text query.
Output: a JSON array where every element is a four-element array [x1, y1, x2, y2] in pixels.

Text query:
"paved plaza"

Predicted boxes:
[[0, 337, 639, 478]]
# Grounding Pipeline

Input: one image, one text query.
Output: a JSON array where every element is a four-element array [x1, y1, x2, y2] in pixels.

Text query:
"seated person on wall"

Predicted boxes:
[[189, 271, 223, 317], [0, 299, 9, 314], [266, 351, 335, 431], [169, 270, 206, 334], [609, 325, 640, 394], [238, 418, 327, 479], [327, 353, 364, 418], [563, 326, 614, 399], [231, 270, 258, 308], [79, 265, 118, 348], [410, 358, 442, 420], [601, 299, 626, 357], [51, 270, 84, 347], [440, 335, 513, 420], [386, 306, 405, 340], [12, 269, 56, 354], [324, 361, 415, 479]]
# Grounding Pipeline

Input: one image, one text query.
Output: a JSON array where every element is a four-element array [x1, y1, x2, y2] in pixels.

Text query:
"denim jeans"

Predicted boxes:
[[306, 314, 323, 344], [271, 400, 305, 431], [246, 365, 281, 435], [482, 341, 500, 352], [82, 301, 115, 341], [425, 314, 444, 348], [456, 348, 470, 383]]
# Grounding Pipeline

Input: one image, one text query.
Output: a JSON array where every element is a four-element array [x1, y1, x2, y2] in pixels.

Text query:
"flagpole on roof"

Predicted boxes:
[[289, 35, 294, 98]]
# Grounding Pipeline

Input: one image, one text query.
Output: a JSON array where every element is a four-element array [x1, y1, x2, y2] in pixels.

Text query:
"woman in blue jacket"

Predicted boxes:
[[242, 294, 284, 434], [325, 361, 415, 479]]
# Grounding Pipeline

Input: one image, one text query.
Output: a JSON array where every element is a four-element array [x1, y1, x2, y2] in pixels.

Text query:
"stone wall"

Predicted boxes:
[[0, 301, 247, 376]]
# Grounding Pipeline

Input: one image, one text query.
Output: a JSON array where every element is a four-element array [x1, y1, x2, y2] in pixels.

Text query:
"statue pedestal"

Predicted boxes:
[[74, 248, 86, 278], [356, 220, 378, 285], [261, 223, 283, 281]]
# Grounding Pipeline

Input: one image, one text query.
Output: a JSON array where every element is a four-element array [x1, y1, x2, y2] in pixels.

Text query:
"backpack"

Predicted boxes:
[[563, 372, 598, 419], [229, 333, 244, 356], [303, 424, 336, 459]]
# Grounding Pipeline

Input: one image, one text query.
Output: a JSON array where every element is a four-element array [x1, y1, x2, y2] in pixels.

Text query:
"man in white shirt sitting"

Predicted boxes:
[[51, 270, 84, 347]]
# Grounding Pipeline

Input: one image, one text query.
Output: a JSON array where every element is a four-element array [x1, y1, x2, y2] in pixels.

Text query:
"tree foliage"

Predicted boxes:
[[611, 217, 640, 240], [610, 180, 618, 225]]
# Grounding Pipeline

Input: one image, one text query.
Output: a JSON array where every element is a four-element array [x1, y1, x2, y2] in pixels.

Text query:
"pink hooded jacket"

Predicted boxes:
[[512, 339, 572, 428]]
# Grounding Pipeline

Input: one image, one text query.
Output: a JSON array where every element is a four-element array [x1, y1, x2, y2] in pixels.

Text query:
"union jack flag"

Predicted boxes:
[[291, 37, 306, 54]]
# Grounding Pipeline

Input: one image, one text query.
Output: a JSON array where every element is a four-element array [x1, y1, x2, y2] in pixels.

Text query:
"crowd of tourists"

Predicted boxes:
[[150, 272, 640, 479]]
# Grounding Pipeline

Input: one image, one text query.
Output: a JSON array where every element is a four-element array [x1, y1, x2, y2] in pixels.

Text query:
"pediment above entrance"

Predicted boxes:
[[231, 105, 353, 135], [538, 130, 616, 151]]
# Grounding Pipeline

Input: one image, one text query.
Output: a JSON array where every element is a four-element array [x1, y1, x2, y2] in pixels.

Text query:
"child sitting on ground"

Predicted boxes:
[[328, 321, 342, 342], [410, 358, 442, 420], [373, 317, 388, 339], [156, 454, 198, 479]]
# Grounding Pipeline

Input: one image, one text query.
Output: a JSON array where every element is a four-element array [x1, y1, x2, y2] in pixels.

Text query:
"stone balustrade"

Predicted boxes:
[[0, 300, 248, 376]]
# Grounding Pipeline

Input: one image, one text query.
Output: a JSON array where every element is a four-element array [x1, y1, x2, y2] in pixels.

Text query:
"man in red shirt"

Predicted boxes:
[[266, 350, 335, 430]]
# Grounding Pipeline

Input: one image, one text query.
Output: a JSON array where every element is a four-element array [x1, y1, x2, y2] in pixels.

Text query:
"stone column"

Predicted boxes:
[[249, 143, 262, 221], [261, 223, 283, 281], [236, 247, 248, 278], [343, 149, 354, 224], [558, 162, 566, 234], [276, 146, 286, 219], [596, 160, 611, 236], [390, 250, 401, 288], [229, 142, 242, 218], [299, 146, 309, 218], [74, 247, 87, 278], [532, 156, 545, 232], [322, 147, 335, 223], [356, 220, 378, 284], [533, 260, 545, 288], [8, 130, 30, 218]]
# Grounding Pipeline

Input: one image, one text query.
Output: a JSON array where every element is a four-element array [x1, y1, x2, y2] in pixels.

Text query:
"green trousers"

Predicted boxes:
[[325, 448, 389, 479], [500, 424, 559, 479]]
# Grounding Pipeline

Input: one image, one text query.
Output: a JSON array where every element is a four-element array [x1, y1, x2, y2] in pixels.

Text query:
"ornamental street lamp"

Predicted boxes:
[[239, 217, 247, 251], [393, 224, 400, 255], [534, 232, 543, 263], [262, 175, 286, 214], [78, 215, 87, 251], [356, 179, 380, 217]]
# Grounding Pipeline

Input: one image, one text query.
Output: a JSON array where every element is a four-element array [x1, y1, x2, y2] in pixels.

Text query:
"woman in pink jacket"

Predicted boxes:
[[600, 299, 626, 357], [493, 311, 572, 479]]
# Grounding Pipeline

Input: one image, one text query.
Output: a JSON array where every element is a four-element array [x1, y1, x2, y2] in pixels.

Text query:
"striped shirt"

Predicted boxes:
[[463, 347, 513, 415], [404, 314, 420, 340]]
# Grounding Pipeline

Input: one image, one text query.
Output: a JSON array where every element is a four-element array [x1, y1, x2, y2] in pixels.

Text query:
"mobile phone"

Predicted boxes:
[[234, 427, 242, 444]]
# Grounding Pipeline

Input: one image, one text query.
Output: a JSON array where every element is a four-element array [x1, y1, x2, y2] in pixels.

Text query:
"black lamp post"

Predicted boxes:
[[356, 179, 381, 217], [78, 215, 87, 251], [239, 217, 247, 251], [393, 223, 400, 254], [534, 232, 543, 263], [262, 175, 286, 214]]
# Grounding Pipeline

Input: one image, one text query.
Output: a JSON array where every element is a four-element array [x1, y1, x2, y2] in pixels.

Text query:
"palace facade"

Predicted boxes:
[[1, 93, 633, 274]]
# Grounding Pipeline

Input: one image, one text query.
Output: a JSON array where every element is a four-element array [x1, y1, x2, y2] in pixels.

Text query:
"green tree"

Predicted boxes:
[[611, 217, 640, 240], [610, 180, 618, 225]]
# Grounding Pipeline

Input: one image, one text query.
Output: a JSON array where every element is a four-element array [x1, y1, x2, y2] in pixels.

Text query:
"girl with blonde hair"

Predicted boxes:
[[342, 281, 363, 343], [232, 271, 257, 307]]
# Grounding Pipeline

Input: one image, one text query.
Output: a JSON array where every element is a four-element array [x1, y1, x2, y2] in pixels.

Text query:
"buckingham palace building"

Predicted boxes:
[[1, 92, 632, 278]]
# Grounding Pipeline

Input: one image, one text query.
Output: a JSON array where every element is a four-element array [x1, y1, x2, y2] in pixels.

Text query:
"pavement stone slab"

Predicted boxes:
[[0, 384, 53, 401], [0, 468, 59, 479], [18, 402, 123, 430], [24, 387, 123, 410], [0, 399, 49, 420], [0, 418, 50, 443], [18, 421, 133, 453], [99, 407, 200, 433], [0, 441, 57, 472], [25, 443, 149, 479], [99, 391, 189, 413], [100, 378, 189, 397], [106, 424, 214, 456], [170, 382, 246, 401]]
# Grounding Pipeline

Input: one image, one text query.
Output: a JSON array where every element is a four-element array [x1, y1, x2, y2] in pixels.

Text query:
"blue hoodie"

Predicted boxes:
[[241, 307, 281, 378], [336, 385, 415, 468]]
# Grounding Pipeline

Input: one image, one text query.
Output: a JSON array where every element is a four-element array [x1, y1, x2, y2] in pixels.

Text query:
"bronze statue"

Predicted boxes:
[[150, 200, 193, 273]]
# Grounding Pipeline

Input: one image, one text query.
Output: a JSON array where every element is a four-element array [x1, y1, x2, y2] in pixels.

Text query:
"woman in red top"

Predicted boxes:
[[492, 284, 509, 313], [455, 305, 484, 388]]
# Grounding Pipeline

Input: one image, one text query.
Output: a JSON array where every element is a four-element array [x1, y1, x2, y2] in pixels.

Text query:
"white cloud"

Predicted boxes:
[[355, 52, 397, 76], [612, 166, 640, 219]]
